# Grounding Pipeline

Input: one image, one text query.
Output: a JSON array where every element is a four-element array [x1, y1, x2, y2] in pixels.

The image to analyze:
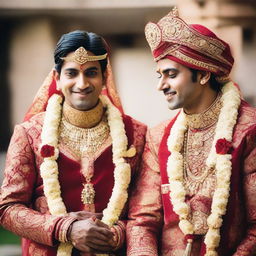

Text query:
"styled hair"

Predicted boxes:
[[189, 68, 223, 92], [54, 30, 108, 74]]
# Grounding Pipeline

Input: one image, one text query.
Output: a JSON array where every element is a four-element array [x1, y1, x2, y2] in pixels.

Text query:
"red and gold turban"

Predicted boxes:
[[145, 7, 234, 82]]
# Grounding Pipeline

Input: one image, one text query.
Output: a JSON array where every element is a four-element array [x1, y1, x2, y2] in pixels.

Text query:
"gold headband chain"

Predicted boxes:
[[60, 47, 108, 65]]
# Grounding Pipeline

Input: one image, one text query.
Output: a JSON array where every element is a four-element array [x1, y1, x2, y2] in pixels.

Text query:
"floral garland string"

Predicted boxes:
[[40, 94, 135, 256], [166, 81, 241, 256]]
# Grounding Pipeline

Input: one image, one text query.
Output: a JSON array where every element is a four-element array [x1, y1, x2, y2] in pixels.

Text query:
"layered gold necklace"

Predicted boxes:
[[59, 101, 110, 156]]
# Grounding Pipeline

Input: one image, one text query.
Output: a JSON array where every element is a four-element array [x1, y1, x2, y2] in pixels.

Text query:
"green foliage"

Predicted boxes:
[[0, 227, 20, 245]]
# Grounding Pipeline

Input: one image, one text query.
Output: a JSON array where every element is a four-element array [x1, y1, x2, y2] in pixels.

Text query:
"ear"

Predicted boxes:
[[199, 71, 211, 85], [53, 69, 61, 90]]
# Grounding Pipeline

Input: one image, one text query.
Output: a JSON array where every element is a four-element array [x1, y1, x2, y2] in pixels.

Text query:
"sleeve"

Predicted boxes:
[[111, 221, 126, 251], [0, 124, 76, 246], [234, 130, 256, 255], [126, 130, 163, 256], [112, 121, 147, 253]]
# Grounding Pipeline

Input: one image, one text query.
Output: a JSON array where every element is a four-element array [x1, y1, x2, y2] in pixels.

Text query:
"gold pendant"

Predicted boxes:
[[81, 183, 95, 204], [184, 238, 193, 256]]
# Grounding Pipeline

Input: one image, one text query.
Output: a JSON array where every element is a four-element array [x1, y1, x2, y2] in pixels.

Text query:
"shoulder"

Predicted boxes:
[[123, 115, 147, 136], [147, 118, 173, 149], [235, 101, 256, 132], [18, 112, 45, 138], [233, 100, 256, 146]]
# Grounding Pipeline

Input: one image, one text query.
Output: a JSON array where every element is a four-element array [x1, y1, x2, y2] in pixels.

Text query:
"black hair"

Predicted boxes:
[[189, 68, 223, 92], [54, 30, 108, 74]]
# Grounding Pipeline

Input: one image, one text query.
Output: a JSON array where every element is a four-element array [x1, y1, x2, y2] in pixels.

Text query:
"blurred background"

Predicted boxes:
[[0, 0, 256, 255]]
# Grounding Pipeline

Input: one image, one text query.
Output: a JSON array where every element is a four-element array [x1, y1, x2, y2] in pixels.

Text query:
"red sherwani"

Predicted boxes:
[[0, 112, 147, 256], [127, 101, 256, 256]]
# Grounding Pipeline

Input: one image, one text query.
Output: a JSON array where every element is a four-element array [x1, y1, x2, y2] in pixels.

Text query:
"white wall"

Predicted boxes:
[[113, 48, 177, 128], [9, 19, 55, 126]]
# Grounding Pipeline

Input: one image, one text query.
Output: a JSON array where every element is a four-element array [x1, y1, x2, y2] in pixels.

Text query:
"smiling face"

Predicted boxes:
[[54, 51, 104, 111], [156, 58, 205, 114]]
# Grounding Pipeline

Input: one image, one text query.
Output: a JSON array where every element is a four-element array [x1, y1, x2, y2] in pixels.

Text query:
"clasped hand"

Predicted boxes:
[[68, 211, 116, 254]]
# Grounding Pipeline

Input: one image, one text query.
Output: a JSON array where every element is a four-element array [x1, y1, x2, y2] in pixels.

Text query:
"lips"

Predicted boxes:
[[72, 88, 94, 95], [164, 91, 176, 100]]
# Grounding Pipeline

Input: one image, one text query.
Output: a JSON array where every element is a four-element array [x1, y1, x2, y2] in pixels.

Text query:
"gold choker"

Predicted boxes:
[[62, 100, 104, 128], [184, 94, 222, 129]]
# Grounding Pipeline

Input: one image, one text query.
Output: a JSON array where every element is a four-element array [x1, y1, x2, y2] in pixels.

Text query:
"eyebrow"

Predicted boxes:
[[84, 66, 99, 72], [156, 68, 178, 74]]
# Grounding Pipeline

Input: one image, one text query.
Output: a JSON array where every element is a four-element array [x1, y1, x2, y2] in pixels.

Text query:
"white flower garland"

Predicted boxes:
[[40, 94, 134, 256], [166, 81, 241, 256]]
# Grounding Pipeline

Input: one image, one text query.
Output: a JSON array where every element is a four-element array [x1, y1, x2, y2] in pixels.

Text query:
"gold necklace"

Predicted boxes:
[[59, 113, 110, 210], [59, 115, 110, 156], [62, 100, 104, 128], [184, 93, 222, 129]]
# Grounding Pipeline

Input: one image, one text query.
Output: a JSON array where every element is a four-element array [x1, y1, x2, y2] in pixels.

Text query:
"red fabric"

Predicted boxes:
[[149, 14, 234, 79], [48, 115, 134, 214], [158, 115, 180, 225], [153, 39, 233, 78], [158, 101, 256, 255], [1, 105, 146, 256]]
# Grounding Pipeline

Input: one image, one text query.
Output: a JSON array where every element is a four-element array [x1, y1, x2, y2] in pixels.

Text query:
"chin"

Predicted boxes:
[[168, 104, 179, 110]]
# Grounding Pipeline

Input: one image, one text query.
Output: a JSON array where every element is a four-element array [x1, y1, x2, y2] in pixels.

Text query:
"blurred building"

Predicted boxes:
[[0, 0, 256, 254]]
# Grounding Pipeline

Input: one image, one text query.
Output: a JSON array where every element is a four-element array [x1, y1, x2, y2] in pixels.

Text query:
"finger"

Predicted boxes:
[[85, 241, 114, 252], [77, 211, 102, 219], [72, 241, 92, 253], [86, 236, 113, 247], [94, 219, 110, 229], [94, 213, 103, 219], [86, 228, 113, 242]]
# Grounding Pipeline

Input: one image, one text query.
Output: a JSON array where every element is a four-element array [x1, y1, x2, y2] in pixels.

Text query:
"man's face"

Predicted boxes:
[[156, 58, 202, 114], [55, 51, 104, 111]]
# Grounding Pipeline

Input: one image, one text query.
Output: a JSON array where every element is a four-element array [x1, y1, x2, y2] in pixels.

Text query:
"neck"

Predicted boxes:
[[184, 88, 218, 115], [184, 92, 222, 129], [62, 100, 104, 128]]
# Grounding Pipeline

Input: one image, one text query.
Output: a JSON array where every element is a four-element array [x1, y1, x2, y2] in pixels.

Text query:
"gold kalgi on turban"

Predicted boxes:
[[60, 46, 108, 65]]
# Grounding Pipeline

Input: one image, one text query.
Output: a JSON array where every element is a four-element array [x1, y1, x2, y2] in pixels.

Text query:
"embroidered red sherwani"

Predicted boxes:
[[127, 100, 256, 256], [0, 112, 146, 256]]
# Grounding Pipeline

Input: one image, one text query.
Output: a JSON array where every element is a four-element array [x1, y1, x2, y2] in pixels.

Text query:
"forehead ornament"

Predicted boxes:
[[60, 47, 108, 65]]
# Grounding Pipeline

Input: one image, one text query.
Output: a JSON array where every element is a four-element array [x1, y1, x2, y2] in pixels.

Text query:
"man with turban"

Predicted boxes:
[[0, 30, 147, 255], [127, 8, 256, 256]]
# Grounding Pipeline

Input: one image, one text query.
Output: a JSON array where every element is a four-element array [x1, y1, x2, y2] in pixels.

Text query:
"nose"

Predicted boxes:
[[157, 77, 169, 91], [77, 74, 90, 90]]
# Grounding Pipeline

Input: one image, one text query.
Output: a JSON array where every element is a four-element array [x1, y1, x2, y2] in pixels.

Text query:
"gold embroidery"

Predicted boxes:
[[145, 7, 232, 81], [181, 95, 223, 234], [172, 51, 228, 74], [145, 22, 162, 52], [145, 9, 229, 64]]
